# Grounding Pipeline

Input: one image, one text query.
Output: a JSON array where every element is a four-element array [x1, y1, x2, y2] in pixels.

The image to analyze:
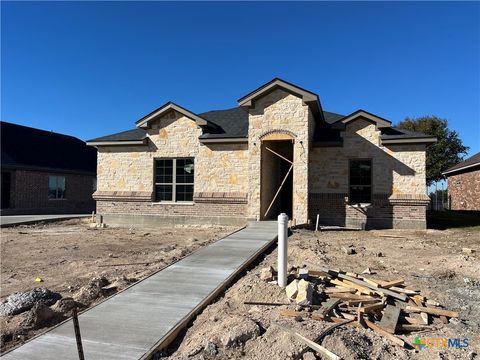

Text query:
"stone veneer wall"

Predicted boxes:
[[447, 168, 480, 211], [247, 89, 311, 223], [95, 110, 249, 224], [309, 119, 429, 229]]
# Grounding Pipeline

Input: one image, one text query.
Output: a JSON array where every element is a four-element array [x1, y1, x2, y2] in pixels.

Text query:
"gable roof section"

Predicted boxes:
[[336, 109, 392, 128], [315, 110, 436, 146], [1, 121, 96, 174], [237, 78, 325, 122], [443, 152, 480, 176], [135, 102, 219, 130]]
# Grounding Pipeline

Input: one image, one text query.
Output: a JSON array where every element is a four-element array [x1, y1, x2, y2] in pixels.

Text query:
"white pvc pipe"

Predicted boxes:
[[277, 213, 289, 287]]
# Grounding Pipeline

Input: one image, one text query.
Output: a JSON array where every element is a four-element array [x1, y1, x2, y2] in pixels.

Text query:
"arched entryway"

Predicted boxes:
[[260, 131, 294, 220]]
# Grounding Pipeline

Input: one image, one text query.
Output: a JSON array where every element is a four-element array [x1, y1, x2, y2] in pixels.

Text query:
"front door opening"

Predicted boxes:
[[260, 140, 293, 220]]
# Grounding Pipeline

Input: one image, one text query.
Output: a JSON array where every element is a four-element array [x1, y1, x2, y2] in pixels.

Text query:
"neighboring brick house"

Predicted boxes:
[[87, 78, 436, 229], [1, 121, 97, 215], [443, 152, 480, 211]]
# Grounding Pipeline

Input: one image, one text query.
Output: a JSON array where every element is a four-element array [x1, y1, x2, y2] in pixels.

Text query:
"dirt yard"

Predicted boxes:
[[163, 226, 479, 360], [0, 219, 234, 353]]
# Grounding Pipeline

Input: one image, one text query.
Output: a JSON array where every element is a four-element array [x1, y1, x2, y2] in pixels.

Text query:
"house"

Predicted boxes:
[[87, 78, 436, 229], [443, 152, 480, 211], [1, 121, 97, 215]]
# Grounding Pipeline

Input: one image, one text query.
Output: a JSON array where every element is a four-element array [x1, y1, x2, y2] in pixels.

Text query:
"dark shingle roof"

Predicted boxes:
[[380, 127, 436, 140], [85, 106, 435, 144], [87, 128, 147, 143], [199, 107, 249, 139], [443, 152, 480, 175], [323, 111, 345, 124], [1, 121, 96, 174]]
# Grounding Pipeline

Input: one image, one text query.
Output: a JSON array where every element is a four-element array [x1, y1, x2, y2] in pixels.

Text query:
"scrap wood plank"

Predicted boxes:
[[389, 286, 419, 295], [324, 288, 356, 294], [320, 298, 341, 317], [323, 269, 407, 301], [420, 312, 429, 325], [378, 305, 401, 334], [379, 279, 405, 289], [341, 279, 375, 295], [272, 323, 341, 360], [329, 293, 376, 301], [359, 302, 385, 314], [397, 324, 430, 332], [346, 298, 380, 306], [294, 319, 353, 360], [364, 319, 405, 347], [405, 305, 459, 318]]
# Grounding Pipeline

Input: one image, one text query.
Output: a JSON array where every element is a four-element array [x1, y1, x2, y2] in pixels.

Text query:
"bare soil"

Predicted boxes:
[[0, 219, 234, 353], [164, 228, 479, 360]]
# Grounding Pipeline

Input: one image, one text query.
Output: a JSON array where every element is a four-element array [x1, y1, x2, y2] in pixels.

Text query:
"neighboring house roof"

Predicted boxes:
[[443, 152, 480, 176], [1, 121, 96, 174], [86, 128, 148, 145]]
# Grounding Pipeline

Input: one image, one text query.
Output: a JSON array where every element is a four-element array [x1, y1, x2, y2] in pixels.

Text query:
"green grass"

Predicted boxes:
[[427, 210, 480, 231]]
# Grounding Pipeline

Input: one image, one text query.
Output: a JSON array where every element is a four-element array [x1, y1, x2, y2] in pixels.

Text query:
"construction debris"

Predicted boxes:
[[260, 266, 275, 282], [257, 265, 462, 349]]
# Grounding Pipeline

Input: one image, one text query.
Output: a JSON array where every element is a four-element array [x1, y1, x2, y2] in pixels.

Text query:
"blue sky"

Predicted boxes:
[[2, 1, 479, 157]]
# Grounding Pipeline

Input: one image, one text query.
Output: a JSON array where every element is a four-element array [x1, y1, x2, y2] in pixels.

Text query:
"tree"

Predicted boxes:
[[396, 116, 469, 186]]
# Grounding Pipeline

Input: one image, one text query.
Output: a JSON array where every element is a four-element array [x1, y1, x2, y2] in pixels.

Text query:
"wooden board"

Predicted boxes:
[[320, 299, 341, 317], [359, 302, 385, 314], [364, 319, 405, 347], [324, 288, 356, 294], [379, 305, 401, 334], [405, 305, 459, 318], [323, 269, 408, 301], [272, 323, 340, 360]]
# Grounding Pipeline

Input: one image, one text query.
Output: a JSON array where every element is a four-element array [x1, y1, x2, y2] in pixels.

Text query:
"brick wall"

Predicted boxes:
[[2, 169, 95, 215], [309, 192, 427, 229], [448, 168, 480, 211]]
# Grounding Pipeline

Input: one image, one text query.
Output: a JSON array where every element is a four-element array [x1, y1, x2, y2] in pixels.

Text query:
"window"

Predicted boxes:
[[349, 159, 372, 204], [155, 158, 194, 202], [48, 176, 66, 199]]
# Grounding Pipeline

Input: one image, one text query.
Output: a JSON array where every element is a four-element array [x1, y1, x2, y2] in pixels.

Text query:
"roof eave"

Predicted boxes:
[[381, 138, 437, 145], [199, 137, 248, 144], [86, 139, 147, 147], [442, 162, 480, 176]]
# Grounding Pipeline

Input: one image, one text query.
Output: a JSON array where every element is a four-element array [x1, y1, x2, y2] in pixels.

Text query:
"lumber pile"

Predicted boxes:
[[249, 266, 460, 350]]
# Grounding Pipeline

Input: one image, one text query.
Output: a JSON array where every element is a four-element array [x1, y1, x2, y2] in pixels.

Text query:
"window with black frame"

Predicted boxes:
[[155, 158, 194, 202], [349, 159, 372, 204]]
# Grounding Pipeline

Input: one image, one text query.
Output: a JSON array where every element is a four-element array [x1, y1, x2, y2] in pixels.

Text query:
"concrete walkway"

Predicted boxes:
[[1, 221, 278, 360], [0, 214, 90, 227]]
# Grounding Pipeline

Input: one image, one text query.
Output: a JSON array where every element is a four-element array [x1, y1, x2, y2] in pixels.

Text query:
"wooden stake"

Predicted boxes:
[[72, 306, 85, 360]]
